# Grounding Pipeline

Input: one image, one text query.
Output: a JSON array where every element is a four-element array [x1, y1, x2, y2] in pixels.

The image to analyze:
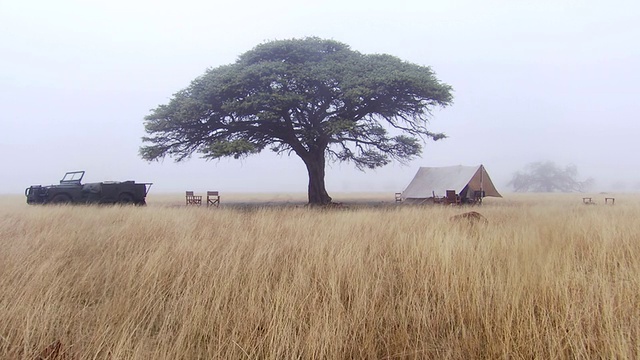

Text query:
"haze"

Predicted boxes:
[[2, 0, 638, 194]]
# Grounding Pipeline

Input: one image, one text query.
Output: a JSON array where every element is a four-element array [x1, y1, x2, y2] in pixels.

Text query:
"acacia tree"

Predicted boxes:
[[140, 37, 453, 204], [508, 161, 594, 192]]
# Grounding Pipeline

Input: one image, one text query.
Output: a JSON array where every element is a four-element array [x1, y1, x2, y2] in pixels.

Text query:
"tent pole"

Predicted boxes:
[[480, 165, 484, 204], [480, 165, 484, 192]]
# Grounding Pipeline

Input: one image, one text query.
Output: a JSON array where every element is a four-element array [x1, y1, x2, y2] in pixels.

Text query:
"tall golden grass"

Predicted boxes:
[[0, 193, 638, 359]]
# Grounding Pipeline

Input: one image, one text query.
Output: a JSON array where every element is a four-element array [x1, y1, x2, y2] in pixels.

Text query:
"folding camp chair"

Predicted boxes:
[[207, 191, 220, 208], [445, 190, 460, 205], [185, 191, 202, 206]]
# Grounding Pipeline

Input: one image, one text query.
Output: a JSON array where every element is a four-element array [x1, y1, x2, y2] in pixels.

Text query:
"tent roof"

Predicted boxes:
[[402, 165, 502, 199]]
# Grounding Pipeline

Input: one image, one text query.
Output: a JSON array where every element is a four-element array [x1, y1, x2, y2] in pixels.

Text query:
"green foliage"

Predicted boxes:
[[204, 140, 262, 159], [141, 37, 452, 164], [140, 37, 453, 202], [509, 161, 594, 193]]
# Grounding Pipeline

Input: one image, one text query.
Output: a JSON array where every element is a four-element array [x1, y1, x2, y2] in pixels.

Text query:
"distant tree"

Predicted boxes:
[[508, 161, 594, 192], [140, 37, 453, 205]]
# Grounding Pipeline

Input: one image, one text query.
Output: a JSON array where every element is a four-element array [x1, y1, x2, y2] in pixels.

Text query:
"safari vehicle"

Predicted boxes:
[[25, 171, 152, 205]]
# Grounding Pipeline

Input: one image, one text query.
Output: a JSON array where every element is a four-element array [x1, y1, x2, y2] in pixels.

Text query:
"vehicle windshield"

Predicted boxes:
[[60, 171, 85, 184]]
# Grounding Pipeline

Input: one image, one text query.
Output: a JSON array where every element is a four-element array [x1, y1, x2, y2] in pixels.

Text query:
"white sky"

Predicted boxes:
[[1, 0, 639, 194]]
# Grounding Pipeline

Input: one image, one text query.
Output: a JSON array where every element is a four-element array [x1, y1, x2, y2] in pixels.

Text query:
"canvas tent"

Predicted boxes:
[[401, 165, 501, 203]]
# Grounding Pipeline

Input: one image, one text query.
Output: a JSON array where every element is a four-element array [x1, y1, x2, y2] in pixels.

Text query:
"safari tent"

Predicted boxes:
[[401, 165, 501, 203]]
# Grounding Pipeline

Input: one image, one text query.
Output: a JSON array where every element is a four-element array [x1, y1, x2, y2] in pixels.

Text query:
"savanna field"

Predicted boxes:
[[0, 193, 638, 359]]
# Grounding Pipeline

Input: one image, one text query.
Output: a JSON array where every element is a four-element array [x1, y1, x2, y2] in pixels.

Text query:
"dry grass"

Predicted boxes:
[[0, 193, 638, 359]]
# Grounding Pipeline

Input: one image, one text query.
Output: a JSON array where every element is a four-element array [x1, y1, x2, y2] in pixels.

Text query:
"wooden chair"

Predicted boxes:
[[395, 192, 402, 202], [445, 190, 460, 205], [207, 191, 220, 208], [431, 191, 444, 204], [605, 197, 615, 205], [185, 191, 202, 206], [472, 190, 485, 205]]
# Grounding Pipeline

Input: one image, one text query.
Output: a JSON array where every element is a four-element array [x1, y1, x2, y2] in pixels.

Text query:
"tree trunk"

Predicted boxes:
[[302, 150, 332, 205]]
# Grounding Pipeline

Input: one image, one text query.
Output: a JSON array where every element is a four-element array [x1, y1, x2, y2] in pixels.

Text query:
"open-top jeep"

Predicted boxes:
[[25, 171, 152, 205]]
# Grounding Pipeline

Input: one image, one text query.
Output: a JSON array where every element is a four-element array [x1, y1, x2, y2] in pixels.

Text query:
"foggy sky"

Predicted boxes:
[[1, 0, 639, 194]]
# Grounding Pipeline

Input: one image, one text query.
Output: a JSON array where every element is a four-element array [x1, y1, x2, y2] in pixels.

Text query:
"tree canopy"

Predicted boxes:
[[141, 37, 453, 204], [508, 161, 594, 193]]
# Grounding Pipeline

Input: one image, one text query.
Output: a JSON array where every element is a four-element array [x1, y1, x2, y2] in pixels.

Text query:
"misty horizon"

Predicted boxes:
[[2, 0, 638, 195]]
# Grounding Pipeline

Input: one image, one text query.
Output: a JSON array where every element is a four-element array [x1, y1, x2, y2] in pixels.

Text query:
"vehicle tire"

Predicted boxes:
[[118, 193, 134, 204], [135, 200, 147, 206], [50, 194, 71, 204]]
